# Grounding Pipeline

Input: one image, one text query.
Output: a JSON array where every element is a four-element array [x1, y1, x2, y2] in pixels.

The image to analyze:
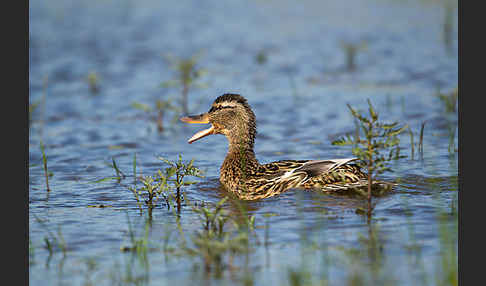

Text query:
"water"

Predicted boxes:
[[29, 0, 458, 285]]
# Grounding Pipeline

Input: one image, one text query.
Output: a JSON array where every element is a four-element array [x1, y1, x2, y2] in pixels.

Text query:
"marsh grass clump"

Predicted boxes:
[[419, 121, 426, 157], [436, 87, 458, 113], [161, 53, 208, 115], [40, 141, 52, 192], [110, 157, 126, 181], [339, 40, 367, 72], [90, 157, 128, 184], [155, 99, 179, 132], [447, 125, 457, 155], [128, 155, 203, 213], [408, 122, 426, 160], [408, 127, 415, 161], [255, 49, 268, 65], [96, 157, 127, 184], [86, 71, 100, 94], [159, 155, 203, 211], [332, 99, 407, 218], [129, 174, 168, 212], [131, 98, 180, 132]]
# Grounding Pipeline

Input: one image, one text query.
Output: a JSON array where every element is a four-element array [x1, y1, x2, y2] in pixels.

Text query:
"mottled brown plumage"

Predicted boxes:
[[181, 93, 387, 200]]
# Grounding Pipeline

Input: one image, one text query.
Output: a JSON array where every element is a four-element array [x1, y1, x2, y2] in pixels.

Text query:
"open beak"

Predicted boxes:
[[180, 113, 215, 144]]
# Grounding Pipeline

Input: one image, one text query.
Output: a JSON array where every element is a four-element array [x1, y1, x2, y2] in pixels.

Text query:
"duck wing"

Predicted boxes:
[[296, 158, 358, 177], [245, 158, 364, 198], [259, 158, 358, 182]]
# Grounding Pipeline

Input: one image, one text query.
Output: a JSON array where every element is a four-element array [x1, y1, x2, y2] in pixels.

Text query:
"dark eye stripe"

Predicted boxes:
[[209, 105, 235, 113]]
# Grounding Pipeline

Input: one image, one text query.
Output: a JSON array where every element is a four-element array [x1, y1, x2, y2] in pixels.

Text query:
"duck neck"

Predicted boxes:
[[224, 137, 260, 175]]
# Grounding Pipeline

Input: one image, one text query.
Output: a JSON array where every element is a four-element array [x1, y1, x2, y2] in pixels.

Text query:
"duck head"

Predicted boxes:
[[180, 93, 257, 149]]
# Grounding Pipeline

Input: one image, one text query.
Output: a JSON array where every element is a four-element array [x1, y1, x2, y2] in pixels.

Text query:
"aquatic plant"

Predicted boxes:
[[106, 157, 126, 183], [407, 122, 427, 160], [129, 174, 167, 213], [39, 140, 52, 192], [255, 49, 268, 65], [161, 53, 208, 115], [111, 157, 126, 181], [339, 40, 367, 72], [158, 155, 203, 212], [128, 155, 203, 213], [436, 87, 458, 113], [408, 127, 415, 161], [332, 99, 408, 218], [86, 71, 100, 94], [155, 99, 177, 132], [419, 121, 426, 158], [448, 125, 456, 155], [131, 98, 180, 132], [90, 157, 128, 184]]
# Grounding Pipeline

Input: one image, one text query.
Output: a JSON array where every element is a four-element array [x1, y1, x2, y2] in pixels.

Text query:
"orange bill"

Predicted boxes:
[[180, 113, 209, 124], [180, 113, 215, 144]]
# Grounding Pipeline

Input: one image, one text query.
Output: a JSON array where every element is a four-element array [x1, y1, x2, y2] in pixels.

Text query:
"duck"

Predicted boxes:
[[180, 93, 387, 200]]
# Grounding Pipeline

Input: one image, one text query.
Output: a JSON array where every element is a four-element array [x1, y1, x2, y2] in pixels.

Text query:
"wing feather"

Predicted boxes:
[[297, 158, 357, 177]]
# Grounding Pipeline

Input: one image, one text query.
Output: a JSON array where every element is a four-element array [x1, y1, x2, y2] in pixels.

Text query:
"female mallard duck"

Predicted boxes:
[[181, 93, 382, 200]]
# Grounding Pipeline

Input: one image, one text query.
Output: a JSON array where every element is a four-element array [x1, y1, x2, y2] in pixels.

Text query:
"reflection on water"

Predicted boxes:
[[29, 0, 457, 285]]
